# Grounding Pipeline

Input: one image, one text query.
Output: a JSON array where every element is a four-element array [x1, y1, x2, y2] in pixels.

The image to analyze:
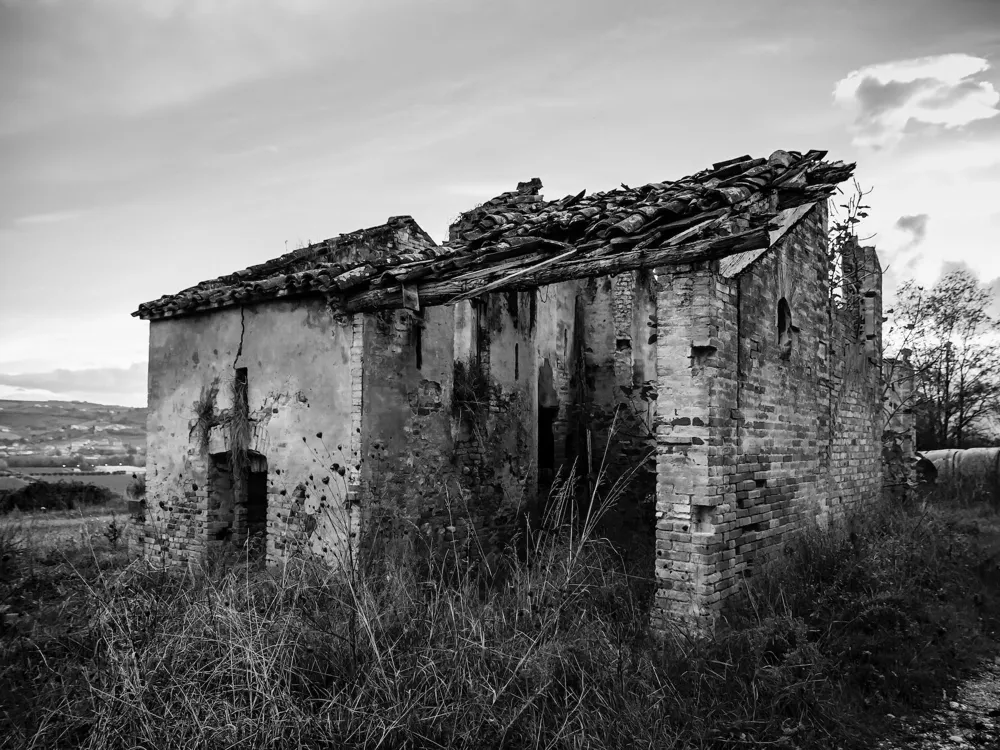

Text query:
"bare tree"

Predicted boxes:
[[891, 269, 1000, 449]]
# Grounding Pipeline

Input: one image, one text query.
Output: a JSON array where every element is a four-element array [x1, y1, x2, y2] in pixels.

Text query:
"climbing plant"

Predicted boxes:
[[188, 372, 254, 500]]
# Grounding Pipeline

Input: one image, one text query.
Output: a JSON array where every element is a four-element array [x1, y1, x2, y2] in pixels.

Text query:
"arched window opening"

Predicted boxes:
[[777, 298, 793, 360]]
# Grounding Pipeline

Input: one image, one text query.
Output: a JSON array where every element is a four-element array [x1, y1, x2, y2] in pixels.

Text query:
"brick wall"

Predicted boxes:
[[651, 264, 731, 629], [651, 203, 887, 631]]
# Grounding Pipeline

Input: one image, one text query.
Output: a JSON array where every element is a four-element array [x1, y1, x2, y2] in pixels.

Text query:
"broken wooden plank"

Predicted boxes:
[[447, 253, 547, 285], [510, 230, 767, 287], [343, 228, 769, 313], [447, 248, 579, 304], [662, 213, 729, 246]]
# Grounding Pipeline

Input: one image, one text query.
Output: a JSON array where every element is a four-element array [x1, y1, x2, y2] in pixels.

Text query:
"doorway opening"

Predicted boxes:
[[245, 453, 268, 542], [207, 450, 268, 551], [207, 453, 236, 542]]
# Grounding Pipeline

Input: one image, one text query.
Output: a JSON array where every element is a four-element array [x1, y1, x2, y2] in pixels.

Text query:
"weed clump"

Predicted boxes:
[[451, 359, 493, 420]]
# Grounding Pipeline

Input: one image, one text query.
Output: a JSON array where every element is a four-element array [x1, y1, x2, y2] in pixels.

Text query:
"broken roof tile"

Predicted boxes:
[[134, 150, 855, 321]]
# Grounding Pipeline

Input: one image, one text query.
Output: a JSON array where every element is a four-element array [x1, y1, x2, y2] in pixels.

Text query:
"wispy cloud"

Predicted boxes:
[[833, 54, 1000, 148], [737, 38, 800, 56], [0, 0, 389, 133], [14, 209, 87, 226]]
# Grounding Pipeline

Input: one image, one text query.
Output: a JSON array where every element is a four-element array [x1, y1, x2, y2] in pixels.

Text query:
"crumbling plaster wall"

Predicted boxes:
[[534, 280, 581, 486], [453, 291, 540, 545], [361, 291, 551, 560], [144, 299, 356, 566], [651, 204, 885, 630], [360, 305, 468, 550]]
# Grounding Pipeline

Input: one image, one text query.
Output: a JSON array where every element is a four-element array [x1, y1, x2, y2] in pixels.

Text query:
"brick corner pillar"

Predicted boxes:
[[651, 264, 738, 634]]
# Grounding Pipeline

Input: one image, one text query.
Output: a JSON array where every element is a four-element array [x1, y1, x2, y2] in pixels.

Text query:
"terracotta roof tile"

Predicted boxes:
[[134, 149, 854, 320]]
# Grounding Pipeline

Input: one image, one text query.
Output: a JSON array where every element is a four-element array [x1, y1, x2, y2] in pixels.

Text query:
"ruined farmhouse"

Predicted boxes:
[[134, 149, 903, 627]]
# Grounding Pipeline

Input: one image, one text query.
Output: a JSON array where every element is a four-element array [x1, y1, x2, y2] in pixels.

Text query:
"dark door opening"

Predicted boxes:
[[208, 453, 236, 541], [246, 470, 268, 539], [241, 452, 268, 552]]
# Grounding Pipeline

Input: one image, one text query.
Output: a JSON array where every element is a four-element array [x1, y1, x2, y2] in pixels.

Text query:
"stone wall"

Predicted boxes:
[[651, 204, 887, 631], [143, 298, 356, 567]]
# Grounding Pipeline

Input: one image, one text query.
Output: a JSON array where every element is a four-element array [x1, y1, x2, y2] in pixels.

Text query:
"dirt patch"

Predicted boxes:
[[880, 658, 1000, 749]]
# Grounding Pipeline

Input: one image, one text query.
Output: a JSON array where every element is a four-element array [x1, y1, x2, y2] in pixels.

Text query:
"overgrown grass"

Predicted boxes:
[[1, 488, 998, 749]]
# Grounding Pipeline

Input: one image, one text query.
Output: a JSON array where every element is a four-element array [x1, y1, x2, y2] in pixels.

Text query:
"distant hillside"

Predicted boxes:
[[0, 400, 147, 455]]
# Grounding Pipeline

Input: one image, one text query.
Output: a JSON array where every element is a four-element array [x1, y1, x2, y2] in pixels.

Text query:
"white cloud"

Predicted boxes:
[[834, 54, 1000, 148]]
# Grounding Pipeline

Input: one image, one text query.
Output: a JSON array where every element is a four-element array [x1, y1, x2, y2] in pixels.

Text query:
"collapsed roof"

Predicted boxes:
[[134, 149, 854, 321]]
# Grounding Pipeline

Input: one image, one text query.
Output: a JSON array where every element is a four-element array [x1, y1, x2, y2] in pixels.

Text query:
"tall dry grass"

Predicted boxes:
[[1, 477, 999, 749]]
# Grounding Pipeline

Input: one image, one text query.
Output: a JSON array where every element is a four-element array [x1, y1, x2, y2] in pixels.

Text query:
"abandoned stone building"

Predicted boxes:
[[134, 148, 902, 628]]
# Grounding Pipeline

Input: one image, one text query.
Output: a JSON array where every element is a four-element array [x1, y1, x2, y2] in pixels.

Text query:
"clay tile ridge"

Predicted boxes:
[[132, 215, 436, 320]]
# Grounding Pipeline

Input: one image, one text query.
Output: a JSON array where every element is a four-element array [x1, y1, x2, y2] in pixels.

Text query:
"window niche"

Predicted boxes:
[[777, 297, 794, 360], [409, 309, 425, 370]]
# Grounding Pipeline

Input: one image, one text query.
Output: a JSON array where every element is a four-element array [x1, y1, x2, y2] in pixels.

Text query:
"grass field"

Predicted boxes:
[[0, 503, 127, 551], [1, 488, 998, 749]]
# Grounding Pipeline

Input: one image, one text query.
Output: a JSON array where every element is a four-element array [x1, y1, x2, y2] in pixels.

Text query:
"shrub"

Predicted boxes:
[[0, 481, 115, 513], [126, 473, 146, 500]]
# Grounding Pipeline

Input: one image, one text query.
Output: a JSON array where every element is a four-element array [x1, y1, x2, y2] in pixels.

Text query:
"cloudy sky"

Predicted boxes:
[[1, 0, 998, 406]]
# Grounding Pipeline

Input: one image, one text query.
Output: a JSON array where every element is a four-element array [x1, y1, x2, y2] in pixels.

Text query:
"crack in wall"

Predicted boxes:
[[233, 306, 246, 369]]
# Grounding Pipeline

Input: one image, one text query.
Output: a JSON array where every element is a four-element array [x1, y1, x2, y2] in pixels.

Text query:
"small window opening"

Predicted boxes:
[[777, 298, 793, 360], [514, 343, 519, 380], [415, 327, 422, 369]]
